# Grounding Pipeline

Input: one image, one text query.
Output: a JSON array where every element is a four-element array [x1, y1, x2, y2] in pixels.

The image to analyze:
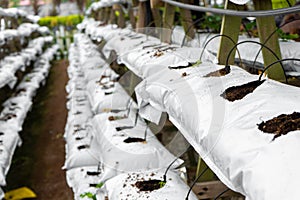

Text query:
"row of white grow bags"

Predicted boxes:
[[78, 19, 300, 200], [0, 7, 39, 24], [64, 33, 198, 200], [81, 18, 300, 76], [0, 23, 49, 44], [0, 36, 54, 89], [0, 44, 59, 198]]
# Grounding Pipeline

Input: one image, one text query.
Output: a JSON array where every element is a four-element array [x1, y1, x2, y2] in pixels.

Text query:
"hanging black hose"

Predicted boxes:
[[241, 18, 254, 38], [199, 34, 242, 66], [213, 188, 230, 200], [162, 155, 182, 183], [258, 58, 300, 81], [180, 16, 206, 47], [185, 166, 209, 200], [286, 0, 293, 7], [225, 40, 287, 83], [252, 18, 300, 68]]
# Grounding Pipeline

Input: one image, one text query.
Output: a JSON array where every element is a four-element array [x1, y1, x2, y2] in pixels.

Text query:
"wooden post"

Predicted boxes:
[[162, 2, 175, 43], [253, 0, 285, 81], [98, 8, 105, 22], [128, 7, 137, 29], [113, 4, 126, 28], [128, 0, 138, 29], [179, 0, 195, 40], [95, 10, 100, 21], [217, 0, 242, 65], [104, 7, 111, 24], [109, 6, 117, 24], [150, 0, 163, 27], [136, 1, 147, 33], [192, 181, 243, 199]]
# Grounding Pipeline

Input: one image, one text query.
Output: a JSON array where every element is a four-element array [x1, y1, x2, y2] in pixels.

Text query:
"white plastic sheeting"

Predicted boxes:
[[66, 165, 106, 200], [65, 33, 197, 200], [0, 7, 40, 23], [106, 169, 199, 200], [91, 112, 183, 174], [82, 20, 300, 76], [65, 37, 108, 198], [134, 63, 300, 200], [170, 27, 300, 75], [229, 0, 250, 5], [0, 36, 54, 89]]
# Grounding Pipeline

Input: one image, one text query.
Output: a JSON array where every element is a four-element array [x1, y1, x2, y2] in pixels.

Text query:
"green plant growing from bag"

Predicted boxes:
[[80, 182, 104, 200], [80, 192, 96, 200]]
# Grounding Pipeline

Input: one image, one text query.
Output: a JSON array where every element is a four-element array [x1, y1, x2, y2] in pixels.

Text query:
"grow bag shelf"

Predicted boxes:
[[82, 19, 300, 78], [135, 63, 300, 200]]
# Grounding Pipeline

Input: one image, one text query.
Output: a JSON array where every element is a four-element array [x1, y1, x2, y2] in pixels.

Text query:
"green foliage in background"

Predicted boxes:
[[38, 15, 84, 29], [200, 15, 222, 32], [277, 28, 299, 41], [11, 0, 20, 7]]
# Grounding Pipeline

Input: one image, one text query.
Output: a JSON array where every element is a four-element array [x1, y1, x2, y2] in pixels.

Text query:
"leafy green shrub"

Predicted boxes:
[[38, 15, 84, 29], [277, 28, 299, 41], [201, 15, 222, 32]]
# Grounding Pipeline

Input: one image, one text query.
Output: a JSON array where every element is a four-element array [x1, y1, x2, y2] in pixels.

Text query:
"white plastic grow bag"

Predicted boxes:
[[135, 62, 300, 200], [66, 165, 106, 200], [0, 126, 22, 177], [229, 0, 250, 5], [63, 127, 101, 170], [86, 80, 131, 114], [105, 169, 199, 200], [91, 112, 183, 176], [121, 45, 216, 78]]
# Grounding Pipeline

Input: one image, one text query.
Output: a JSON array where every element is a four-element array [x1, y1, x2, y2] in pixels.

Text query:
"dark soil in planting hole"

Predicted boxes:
[[123, 137, 146, 143], [168, 62, 194, 70], [135, 180, 164, 192], [204, 66, 230, 77], [221, 80, 264, 102], [108, 115, 127, 121], [258, 112, 300, 139]]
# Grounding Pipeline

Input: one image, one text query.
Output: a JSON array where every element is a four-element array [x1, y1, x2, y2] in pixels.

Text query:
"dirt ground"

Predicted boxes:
[[4, 59, 73, 199]]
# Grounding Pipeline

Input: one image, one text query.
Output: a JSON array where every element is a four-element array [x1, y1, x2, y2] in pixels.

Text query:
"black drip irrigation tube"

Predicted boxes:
[[213, 188, 231, 200], [225, 40, 288, 83], [162, 155, 181, 183], [258, 58, 300, 81], [180, 16, 206, 47], [199, 34, 243, 65], [185, 166, 209, 200], [252, 18, 300, 69]]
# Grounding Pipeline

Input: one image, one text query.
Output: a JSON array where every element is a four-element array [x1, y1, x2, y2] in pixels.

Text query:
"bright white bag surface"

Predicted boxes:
[[135, 62, 300, 200], [106, 169, 199, 200]]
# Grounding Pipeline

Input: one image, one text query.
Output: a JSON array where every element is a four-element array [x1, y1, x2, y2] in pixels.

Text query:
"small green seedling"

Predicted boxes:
[[80, 182, 104, 199], [95, 182, 104, 188], [158, 181, 166, 188], [80, 192, 96, 200]]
